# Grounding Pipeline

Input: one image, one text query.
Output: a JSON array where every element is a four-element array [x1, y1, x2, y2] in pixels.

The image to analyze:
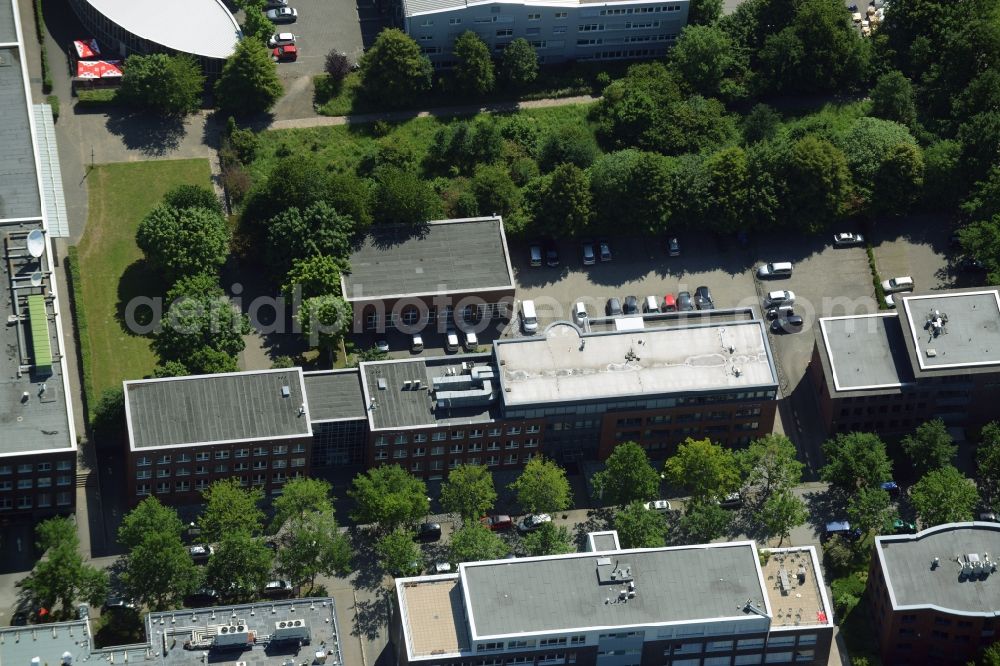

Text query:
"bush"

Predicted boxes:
[[221, 164, 251, 207], [46, 95, 59, 122], [76, 88, 118, 106], [831, 571, 867, 618], [119, 53, 205, 115], [538, 125, 600, 171], [325, 51, 353, 83]]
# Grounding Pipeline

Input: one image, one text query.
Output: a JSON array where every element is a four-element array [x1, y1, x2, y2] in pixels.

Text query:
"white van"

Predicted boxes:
[[643, 295, 659, 313], [573, 301, 588, 325], [463, 330, 478, 350], [757, 261, 793, 279], [521, 300, 538, 334], [411, 334, 424, 353], [445, 331, 459, 352]]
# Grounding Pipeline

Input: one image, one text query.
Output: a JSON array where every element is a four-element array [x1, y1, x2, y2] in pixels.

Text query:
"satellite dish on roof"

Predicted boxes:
[[27, 229, 44, 258], [30, 272, 42, 287]]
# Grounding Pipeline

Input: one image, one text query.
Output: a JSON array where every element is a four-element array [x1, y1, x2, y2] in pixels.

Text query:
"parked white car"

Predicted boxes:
[[764, 290, 795, 307], [643, 500, 672, 512], [268, 32, 296, 47], [881, 276, 914, 293]]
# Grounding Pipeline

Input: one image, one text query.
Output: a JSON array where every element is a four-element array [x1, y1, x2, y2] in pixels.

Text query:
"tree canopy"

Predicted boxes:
[[207, 532, 274, 603], [271, 477, 335, 532], [278, 507, 352, 590], [376, 528, 422, 576], [509, 456, 572, 515], [757, 488, 808, 546], [119, 53, 204, 115], [136, 203, 230, 281], [449, 524, 509, 564], [265, 202, 355, 275], [198, 479, 265, 542], [453, 31, 495, 95], [910, 465, 978, 527], [349, 465, 430, 529], [663, 437, 741, 502], [847, 487, 896, 536], [359, 29, 432, 107], [678, 499, 731, 544], [500, 38, 538, 87], [440, 464, 497, 524], [901, 419, 957, 476], [215, 37, 284, 114], [738, 434, 803, 500], [591, 442, 661, 507], [521, 522, 575, 557], [978, 422, 1000, 513], [614, 501, 669, 549], [20, 518, 108, 617], [820, 432, 894, 492], [118, 495, 185, 551]]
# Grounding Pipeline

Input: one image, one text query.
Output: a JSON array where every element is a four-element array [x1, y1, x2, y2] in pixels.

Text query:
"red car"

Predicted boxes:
[[272, 44, 298, 62], [480, 515, 513, 531]]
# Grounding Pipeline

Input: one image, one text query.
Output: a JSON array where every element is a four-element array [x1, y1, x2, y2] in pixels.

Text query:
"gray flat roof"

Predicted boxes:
[[125, 369, 312, 449], [0, 0, 16, 42], [495, 321, 777, 407], [342, 217, 514, 301], [899, 290, 1000, 373], [818, 314, 914, 391], [0, 39, 42, 221], [0, 620, 92, 666], [876, 523, 1000, 615], [361, 355, 498, 431], [304, 369, 366, 422], [461, 542, 769, 638]]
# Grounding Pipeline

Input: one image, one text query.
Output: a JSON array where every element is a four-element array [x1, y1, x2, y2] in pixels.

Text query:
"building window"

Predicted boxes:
[[57, 492, 71, 506], [411, 462, 423, 472], [488, 427, 501, 437], [215, 450, 230, 460], [136, 470, 151, 480], [394, 434, 408, 445], [735, 657, 763, 665], [527, 12, 540, 19], [414, 447, 426, 457], [526, 425, 540, 434], [470, 429, 483, 438], [431, 446, 445, 456], [0, 465, 13, 475], [505, 454, 518, 465], [505, 440, 519, 449], [496, 28, 512, 37], [177, 453, 191, 463], [394, 449, 407, 459], [451, 430, 464, 440], [0, 481, 10, 491], [195, 452, 209, 462], [765, 653, 792, 664], [57, 460, 73, 471], [156, 469, 170, 478], [375, 436, 388, 447], [375, 451, 388, 460], [292, 443, 306, 453], [487, 441, 500, 451], [156, 482, 170, 494], [37, 462, 52, 472], [487, 455, 499, 467], [450, 444, 463, 454], [57, 475, 71, 486], [215, 464, 229, 473], [274, 445, 287, 454], [273, 460, 287, 469], [420, 18, 433, 26], [430, 460, 444, 471], [469, 442, 483, 452], [254, 447, 268, 456], [176, 481, 190, 492], [196, 466, 208, 475], [253, 461, 268, 470], [414, 433, 428, 443], [432, 432, 447, 441], [235, 448, 249, 458], [136, 484, 151, 497], [137, 457, 151, 467], [17, 479, 32, 489], [449, 17, 461, 24], [554, 11, 567, 18]]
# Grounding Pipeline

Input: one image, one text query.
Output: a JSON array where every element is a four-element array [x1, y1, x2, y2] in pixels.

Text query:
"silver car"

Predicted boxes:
[[266, 7, 298, 23]]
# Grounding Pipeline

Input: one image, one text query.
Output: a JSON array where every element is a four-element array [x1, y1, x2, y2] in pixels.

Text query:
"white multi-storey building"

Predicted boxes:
[[401, 0, 689, 66]]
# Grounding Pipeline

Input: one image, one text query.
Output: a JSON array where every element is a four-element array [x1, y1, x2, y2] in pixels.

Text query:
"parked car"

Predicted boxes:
[[623, 295, 639, 315], [764, 290, 795, 307], [411, 334, 424, 353], [884, 293, 896, 309], [756, 261, 793, 279], [881, 276, 914, 293], [581, 240, 596, 266], [824, 520, 861, 541], [643, 500, 671, 512], [606, 297, 623, 316], [528, 241, 542, 267], [766, 305, 794, 320], [268, 32, 296, 47], [957, 256, 987, 273], [188, 544, 213, 563], [573, 301, 588, 326], [480, 515, 514, 531], [517, 514, 552, 533], [599, 239, 612, 262], [103, 595, 135, 612], [376, 339, 389, 352], [880, 481, 900, 498], [662, 294, 677, 312], [11, 610, 29, 626], [666, 236, 680, 257], [833, 232, 864, 247], [892, 519, 916, 534], [718, 492, 742, 510], [980, 511, 998, 522], [543, 238, 559, 267], [432, 561, 453, 574], [266, 7, 298, 22], [265, 0, 288, 7], [676, 291, 694, 312], [416, 522, 442, 542], [694, 286, 714, 310], [272, 44, 298, 62], [262, 580, 293, 598], [771, 315, 804, 333]]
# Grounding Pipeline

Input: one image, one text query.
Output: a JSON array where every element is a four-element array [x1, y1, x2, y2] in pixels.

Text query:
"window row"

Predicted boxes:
[[135, 445, 305, 466], [375, 426, 538, 445], [136, 459, 306, 479], [376, 453, 536, 468], [0, 461, 73, 474], [0, 476, 73, 490], [0, 492, 73, 509], [136, 473, 302, 495]]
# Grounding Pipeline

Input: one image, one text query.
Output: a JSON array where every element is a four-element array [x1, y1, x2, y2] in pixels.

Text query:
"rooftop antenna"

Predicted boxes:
[[743, 599, 768, 617], [26, 229, 44, 258]]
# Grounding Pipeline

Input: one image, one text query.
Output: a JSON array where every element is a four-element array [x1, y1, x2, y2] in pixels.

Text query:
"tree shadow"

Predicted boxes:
[[351, 587, 394, 641], [572, 508, 613, 550], [115, 259, 165, 338], [349, 527, 387, 592], [104, 111, 187, 157]]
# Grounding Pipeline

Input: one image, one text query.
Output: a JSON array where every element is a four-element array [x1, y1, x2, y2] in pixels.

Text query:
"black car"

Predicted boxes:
[[667, 236, 680, 257], [606, 297, 623, 316], [416, 522, 442, 542], [771, 315, 804, 333], [694, 286, 714, 310], [543, 238, 559, 267], [623, 295, 639, 314], [528, 241, 543, 267], [676, 291, 694, 312]]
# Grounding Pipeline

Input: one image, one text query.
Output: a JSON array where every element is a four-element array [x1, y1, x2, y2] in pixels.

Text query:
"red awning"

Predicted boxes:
[[76, 60, 123, 79], [72, 38, 100, 60]]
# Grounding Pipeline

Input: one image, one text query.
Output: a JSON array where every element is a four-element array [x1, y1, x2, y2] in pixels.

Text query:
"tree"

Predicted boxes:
[[241, 7, 275, 44], [588, 150, 674, 233], [981, 642, 1000, 666], [271, 477, 335, 532], [910, 465, 978, 527], [198, 479, 265, 542], [660, 95, 737, 155], [298, 295, 353, 361], [349, 465, 430, 529], [742, 103, 782, 144], [959, 216, 1000, 285], [614, 501, 668, 549], [374, 167, 439, 226], [757, 489, 808, 546], [958, 112, 1000, 185], [325, 50, 353, 83], [136, 204, 230, 281], [440, 464, 497, 524], [282, 255, 344, 301], [278, 507, 352, 590], [118, 496, 185, 550], [738, 434, 804, 500], [836, 117, 917, 203], [123, 531, 200, 610], [164, 185, 224, 216], [471, 164, 521, 217], [538, 125, 600, 172], [847, 487, 896, 536], [91, 386, 127, 446], [872, 142, 924, 216], [206, 532, 273, 602], [152, 360, 189, 378], [670, 25, 736, 98], [779, 135, 851, 230], [978, 422, 1000, 512], [359, 29, 432, 108], [427, 117, 504, 175], [265, 202, 354, 275], [376, 528, 423, 576], [922, 139, 964, 211], [663, 438, 741, 502], [902, 419, 957, 476], [963, 166, 1000, 224], [699, 146, 750, 235], [119, 53, 204, 115], [499, 38, 538, 87], [450, 523, 509, 563], [155, 284, 249, 366], [591, 442, 661, 507], [215, 37, 284, 114], [20, 517, 108, 617], [689, 0, 723, 24], [453, 31, 495, 95], [522, 522, 574, 557], [185, 345, 240, 375], [678, 500, 731, 544], [821, 432, 893, 492], [508, 456, 572, 515], [871, 70, 917, 129], [528, 164, 593, 237]]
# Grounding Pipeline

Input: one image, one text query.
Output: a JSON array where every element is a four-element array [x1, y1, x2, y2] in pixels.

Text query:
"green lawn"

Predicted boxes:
[[75, 159, 214, 407], [252, 102, 597, 181]]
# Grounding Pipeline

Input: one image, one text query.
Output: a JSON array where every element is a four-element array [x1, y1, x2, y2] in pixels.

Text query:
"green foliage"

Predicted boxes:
[[185, 346, 239, 375], [297, 295, 353, 357], [440, 464, 497, 524], [688, 0, 723, 25], [822, 534, 856, 576], [663, 437, 741, 502], [123, 530, 200, 610], [471, 164, 521, 217], [206, 532, 273, 602], [670, 25, 739, 99], [522, 522, 574, 557], [821, 432, 894, 492], [351, 346, 389, 366], [47, 94, 59, 122], [777, 135, 851, 230], [910, 465, 978, 527], [136, 203, 230, 281], [738, 433, 803, 499], [119, 53, 205, 115], [872, 142, 924, 216], [20, 518, 109, 616], [591, 442, 661, 507], [163, 185, 224, 216], [847, 487, 896, 536], [376, 528, 422, 576], [902, 419, 957, 476], [278, 507, 352, 589], [374, 167, 439, 225], [154, 283, 249, 366], [538, 125, 600, 171], [198, 479, 266, 542], [225, 121, 260, 166], [325, 51, 353, 83], [959, 112, 1000, 185], [592, 62, 683, 151], [349, 465, 430, 529], [699, 146, 750, 235], [118, 496, 185, 550], [282, 255, 344, 301], [215, 38, 284, 114], [359, 29, 432, 108], [757, 488, 808, 545], [453, 31, 495, 95], [91, 387, 126, 445], [660, 95, 738, 156], [614, 501, 669, 549], [526, 164, 593, 237], [241, 7, 275, 44], [742, 104, 781, 144], [978, 422, 1000, 513], [831, 571, 867, 618], [678, 499, 731, 544], [500, 38, 539, 87], [588, 150, 673, 233], [427, 117, 504, 175], [508, 456, 571, 515], [836, 116, 917, 203], [449, 524, 509, 564], [871, 70, 917, 129], [959, 216, 1000, 285], [271, 477, 335, 532], [265, 202, 354, 275], [980, 642, 1000, 666]]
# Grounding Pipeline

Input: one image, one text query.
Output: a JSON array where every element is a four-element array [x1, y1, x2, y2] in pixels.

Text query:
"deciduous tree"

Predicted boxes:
[[265, 202, 354, 275], [847, 487, 896, 537], [527, 164, 593, 237], [738, 434, 804, 499], [522, 522, 574, 556], [198, 479, 266, 542], [450, 524, 508, 563], [978, 422, 1000, 512], [614, 501, 668, 549], [670, 25, 736, 98], [678, 500, 731, 544], [20, 518, 108, 617], [374, 167, 439, 226], [910, 465, 978, 527], [376, 528, 422, 576], [241, 7, 275, 44], [215, 38, 284, 114], [499, 38, 538, 87], [123, 531, 200, 610], [440, 464, 497, 524], [349, 465, 430, 529], [118, 496, 185, 550], [779, 135, 851, 230], [871, 70, 917, 129], [206, 532, 273, 602], [297, 295, 353, 361], [663, 438, 741, 502], [688, 0, 723, 25], [453, 31, 495, 95], [278, 507, 352, 590], [873, 142, 924, 216], [359, 29, 432, 107], [154, 282, 249, 367], [901, 419, 957, 476], [509, 456, 572, 515], [163, 185, 224, 216], [282, 255, 344, 301], [538, 125, 600, 172], [591, 442, 661, 507], [136, 204, 230, 281], [757, 489, 808, 546], [471, 165, 521, 218], [821, 432, 893, 493], [271, 477, 335, 532], [119, 53, 204, 115]]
